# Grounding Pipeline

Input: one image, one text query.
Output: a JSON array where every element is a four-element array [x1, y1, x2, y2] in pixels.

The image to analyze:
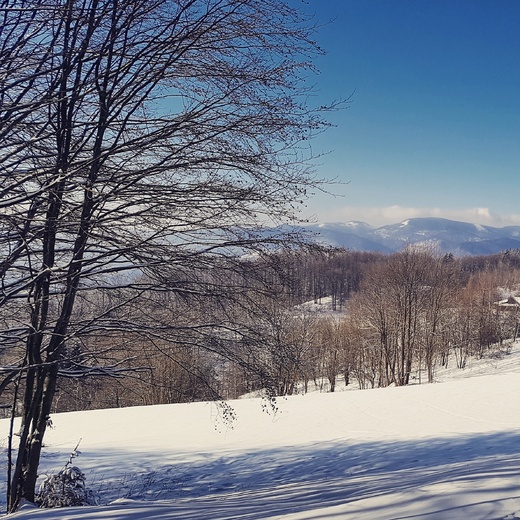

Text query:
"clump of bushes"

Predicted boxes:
[[36, 442, 97, 508]]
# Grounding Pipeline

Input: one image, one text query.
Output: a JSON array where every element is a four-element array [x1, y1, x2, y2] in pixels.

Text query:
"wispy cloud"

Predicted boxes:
[[315, 205, 520, 228]]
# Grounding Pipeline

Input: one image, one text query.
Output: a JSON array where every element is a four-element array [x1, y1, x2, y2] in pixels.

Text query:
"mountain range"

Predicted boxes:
[[304, 217, 520, 256]]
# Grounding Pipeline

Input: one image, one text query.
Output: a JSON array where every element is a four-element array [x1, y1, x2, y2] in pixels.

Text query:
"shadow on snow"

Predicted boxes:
[[4, 430, 520, 519]]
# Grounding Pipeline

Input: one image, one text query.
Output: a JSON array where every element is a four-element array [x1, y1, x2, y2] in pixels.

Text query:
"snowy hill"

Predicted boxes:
[[3, 344, 520, 519], [306, 217, 520, 255]]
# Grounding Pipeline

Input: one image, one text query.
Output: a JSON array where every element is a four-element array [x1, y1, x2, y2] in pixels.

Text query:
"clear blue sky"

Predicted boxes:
[[296, 0, 520, 227]]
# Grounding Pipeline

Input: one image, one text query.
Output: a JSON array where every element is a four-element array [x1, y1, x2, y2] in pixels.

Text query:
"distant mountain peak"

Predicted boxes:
[[344, 220, 373, 229], [305, 217, 520, 256]]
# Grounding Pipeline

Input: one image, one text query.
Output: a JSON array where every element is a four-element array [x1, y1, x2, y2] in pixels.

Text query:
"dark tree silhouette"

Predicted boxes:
[[0, 0, 333, 510]]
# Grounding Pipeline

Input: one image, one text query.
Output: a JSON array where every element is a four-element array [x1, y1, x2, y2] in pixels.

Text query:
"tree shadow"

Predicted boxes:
[[6, 430, 520, 519]]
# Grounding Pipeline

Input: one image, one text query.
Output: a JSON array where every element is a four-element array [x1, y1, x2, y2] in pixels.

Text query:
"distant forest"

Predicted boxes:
[[5, 246, 518, 414]]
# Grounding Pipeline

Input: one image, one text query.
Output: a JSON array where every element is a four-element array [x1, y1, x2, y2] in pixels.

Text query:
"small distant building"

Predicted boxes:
[[494, 295, 520, 310]]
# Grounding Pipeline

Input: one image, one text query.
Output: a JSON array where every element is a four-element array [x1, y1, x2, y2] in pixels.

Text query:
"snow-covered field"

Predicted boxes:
[[3, 344, 520, 519]]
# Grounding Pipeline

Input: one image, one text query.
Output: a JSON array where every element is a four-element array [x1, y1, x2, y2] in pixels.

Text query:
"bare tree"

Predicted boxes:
[[0, 0, 333, 510], [348, 249, 439, 387], [247, 294, 318, 397], [313, 315, 351, 392], [418, 254, 458, 383]]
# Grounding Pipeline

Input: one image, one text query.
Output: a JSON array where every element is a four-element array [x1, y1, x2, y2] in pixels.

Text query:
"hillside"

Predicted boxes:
[[3, 344, 520, 519]]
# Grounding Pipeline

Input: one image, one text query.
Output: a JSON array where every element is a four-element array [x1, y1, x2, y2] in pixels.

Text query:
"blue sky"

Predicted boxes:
[[297, 0, 520, 227]]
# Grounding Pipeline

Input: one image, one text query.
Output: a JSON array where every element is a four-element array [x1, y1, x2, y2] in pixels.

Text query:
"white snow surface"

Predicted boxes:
[[3, 345, 520, 519]]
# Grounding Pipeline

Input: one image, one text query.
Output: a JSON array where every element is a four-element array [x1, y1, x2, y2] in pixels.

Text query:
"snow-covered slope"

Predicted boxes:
[[4, 345, 520, 519]]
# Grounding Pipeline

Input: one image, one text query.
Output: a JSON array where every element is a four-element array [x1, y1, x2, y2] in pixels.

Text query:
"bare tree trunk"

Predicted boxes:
[[1, 0, 334, 509]]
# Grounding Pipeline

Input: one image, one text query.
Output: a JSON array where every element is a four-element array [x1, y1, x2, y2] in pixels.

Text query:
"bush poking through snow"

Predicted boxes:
[[36, 441, 97, 508], [37, 467, 97, 508]]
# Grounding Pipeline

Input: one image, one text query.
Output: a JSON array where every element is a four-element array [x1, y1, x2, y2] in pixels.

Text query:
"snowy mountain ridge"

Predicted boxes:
[[305, 217, 520, 255]]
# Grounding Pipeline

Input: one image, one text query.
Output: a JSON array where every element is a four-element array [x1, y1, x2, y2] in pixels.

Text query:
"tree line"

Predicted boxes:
[[270, 247, 520, 393], [15, 246, 519, 415]]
